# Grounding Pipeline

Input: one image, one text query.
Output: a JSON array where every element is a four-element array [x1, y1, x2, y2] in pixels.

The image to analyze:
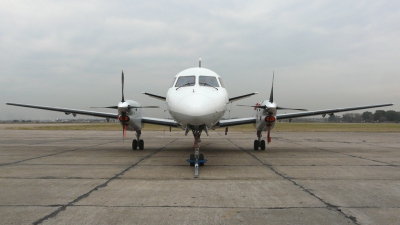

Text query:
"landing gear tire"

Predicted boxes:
[[199, 154, 204, 166], [132, 139, 138, 150], [254, 140, 259, 150], [190, 154, 195, 166], [260, 140, 266, 150], [138, 139, 144, 150]]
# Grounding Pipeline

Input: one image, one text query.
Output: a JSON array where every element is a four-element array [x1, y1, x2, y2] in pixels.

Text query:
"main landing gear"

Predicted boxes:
[[132, 130, 144, 150], [186, 127, 207, 178], [254, 130, 266, 150]]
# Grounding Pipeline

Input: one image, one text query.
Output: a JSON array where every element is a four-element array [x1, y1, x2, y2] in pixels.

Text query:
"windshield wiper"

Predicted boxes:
[[176, 82, 194, 90], [199, 82, 218, 90]]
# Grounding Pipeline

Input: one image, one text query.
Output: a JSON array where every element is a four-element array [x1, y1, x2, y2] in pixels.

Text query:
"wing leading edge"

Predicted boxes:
[[215, 103, 393, 128], [276, 103, 394, 120], [6, 102, 118, 119]]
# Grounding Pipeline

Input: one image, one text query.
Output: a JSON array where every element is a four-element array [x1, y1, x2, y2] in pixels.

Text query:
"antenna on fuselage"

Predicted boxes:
[[199, 58, 201, 67]]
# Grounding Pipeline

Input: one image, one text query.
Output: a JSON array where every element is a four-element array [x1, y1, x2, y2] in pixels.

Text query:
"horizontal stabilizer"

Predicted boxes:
[[142, 92, 166, 101], [90, 105, 159, 109], [229, 92, 258, 102]]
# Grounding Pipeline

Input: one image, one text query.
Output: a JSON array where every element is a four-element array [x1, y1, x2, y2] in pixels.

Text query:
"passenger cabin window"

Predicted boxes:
[[175, 76, 195, 87], [199, 76, 219, 87]]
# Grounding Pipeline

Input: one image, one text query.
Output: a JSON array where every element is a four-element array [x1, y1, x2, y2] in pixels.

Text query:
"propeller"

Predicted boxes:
[[269, 71, 274, 103], [90, 105, 159, 109], [237, 104, 307, 111], [122, 70, 125, 103], [237, 71, 307, 111], [90, 71, 159, 110], [90, 70, 160, 140]]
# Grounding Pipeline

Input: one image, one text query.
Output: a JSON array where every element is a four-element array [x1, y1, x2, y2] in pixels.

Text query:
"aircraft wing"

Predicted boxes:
[[141, 117, 180, 127], [6, 102, 118, 119], [276, 103, 394, 120], [216, 117, 256, 128]]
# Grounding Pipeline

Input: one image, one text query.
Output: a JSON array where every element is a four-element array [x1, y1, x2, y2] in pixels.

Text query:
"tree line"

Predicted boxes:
[[328, 110, 400, 123]]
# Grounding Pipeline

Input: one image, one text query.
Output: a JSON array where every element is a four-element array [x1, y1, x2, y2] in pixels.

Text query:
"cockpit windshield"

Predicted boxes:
[[175, 76, 195, 87], [199, 76, 220, 87]]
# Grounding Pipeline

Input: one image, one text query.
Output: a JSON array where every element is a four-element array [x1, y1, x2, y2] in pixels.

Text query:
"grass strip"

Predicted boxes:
[[5, 122, 400, 132]]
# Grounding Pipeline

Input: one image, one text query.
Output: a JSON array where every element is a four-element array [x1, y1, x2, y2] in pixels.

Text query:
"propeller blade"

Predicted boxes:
[[121, 70, 125, 103], [237, 104, 267, 109], [269, 71, 274, 103], [90, 106, 118, 109], [127, 106, 160, 109], [267, 126, 271, 144], [277, 106, 307, 111], [123, 125, 127, 139]]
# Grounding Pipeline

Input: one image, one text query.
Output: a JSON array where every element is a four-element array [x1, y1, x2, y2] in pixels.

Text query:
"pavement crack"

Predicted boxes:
[[0, 140, 120, 167], [32, 138, 178, 225], [226, 138, 359, 225], [276, 137, 398, 167]]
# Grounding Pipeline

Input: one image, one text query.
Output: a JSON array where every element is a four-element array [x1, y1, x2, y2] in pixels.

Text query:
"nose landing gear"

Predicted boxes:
[[132, 130, 144, 150], [186, 128, 207, 178], [254, 130, 266, 150]]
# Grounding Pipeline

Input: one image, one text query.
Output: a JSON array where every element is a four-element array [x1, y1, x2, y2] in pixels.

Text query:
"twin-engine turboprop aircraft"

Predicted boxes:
[[6, 62, 394, 177]]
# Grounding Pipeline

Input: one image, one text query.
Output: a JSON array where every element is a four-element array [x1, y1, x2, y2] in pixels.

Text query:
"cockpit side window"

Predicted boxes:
[[175, 76, 195, 87], [199, 76, 220, 87], [218, 77, 225, 88], [171, 78, 177, 87]]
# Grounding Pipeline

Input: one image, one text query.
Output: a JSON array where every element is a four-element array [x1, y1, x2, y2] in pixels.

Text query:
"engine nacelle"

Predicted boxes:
[[118, 115, 130, 123], [264, 116, 276, 123]]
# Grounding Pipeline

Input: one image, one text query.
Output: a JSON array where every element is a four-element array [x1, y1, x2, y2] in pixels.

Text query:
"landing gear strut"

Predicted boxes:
[[132, 130, 144, 150], [254, 130, 266, 150], [186, 127, 207, 178]]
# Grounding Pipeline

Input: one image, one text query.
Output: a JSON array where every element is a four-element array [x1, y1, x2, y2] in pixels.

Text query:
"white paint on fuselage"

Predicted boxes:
[[166, 67, 228, 128]]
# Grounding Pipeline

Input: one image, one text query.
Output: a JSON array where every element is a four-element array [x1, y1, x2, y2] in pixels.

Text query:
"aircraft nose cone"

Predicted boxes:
[[179, 94, 215, 116]]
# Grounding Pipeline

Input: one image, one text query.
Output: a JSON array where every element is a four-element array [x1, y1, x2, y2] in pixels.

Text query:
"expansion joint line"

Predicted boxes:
[[226, 138, 359, 225], [32, 138, 178, 225], [276, 137, 398, 167], [0, 140, 120, 167]]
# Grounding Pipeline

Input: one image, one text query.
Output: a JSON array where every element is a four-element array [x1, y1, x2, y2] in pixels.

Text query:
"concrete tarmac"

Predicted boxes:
[[0, 127, 399, 225]]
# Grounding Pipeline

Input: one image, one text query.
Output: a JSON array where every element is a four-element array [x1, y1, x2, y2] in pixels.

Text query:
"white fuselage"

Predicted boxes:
[[166, 68, 228, 128]]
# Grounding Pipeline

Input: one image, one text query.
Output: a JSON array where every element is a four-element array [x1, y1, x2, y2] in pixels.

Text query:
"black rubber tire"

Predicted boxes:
[[199, 154, 204, 166], [260, 140, 266, 150], [138, 139, 144, 150], [254, 140, 259, 150], [190, 154, 195, 166], [132, 139, 138, 150]]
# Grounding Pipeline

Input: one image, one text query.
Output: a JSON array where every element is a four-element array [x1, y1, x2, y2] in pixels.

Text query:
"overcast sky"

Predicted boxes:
[[1, 0, 399, 120]]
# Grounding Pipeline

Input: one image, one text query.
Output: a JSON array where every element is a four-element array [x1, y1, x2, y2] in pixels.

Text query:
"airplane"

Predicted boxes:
[[6, 61, 394, 177]]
